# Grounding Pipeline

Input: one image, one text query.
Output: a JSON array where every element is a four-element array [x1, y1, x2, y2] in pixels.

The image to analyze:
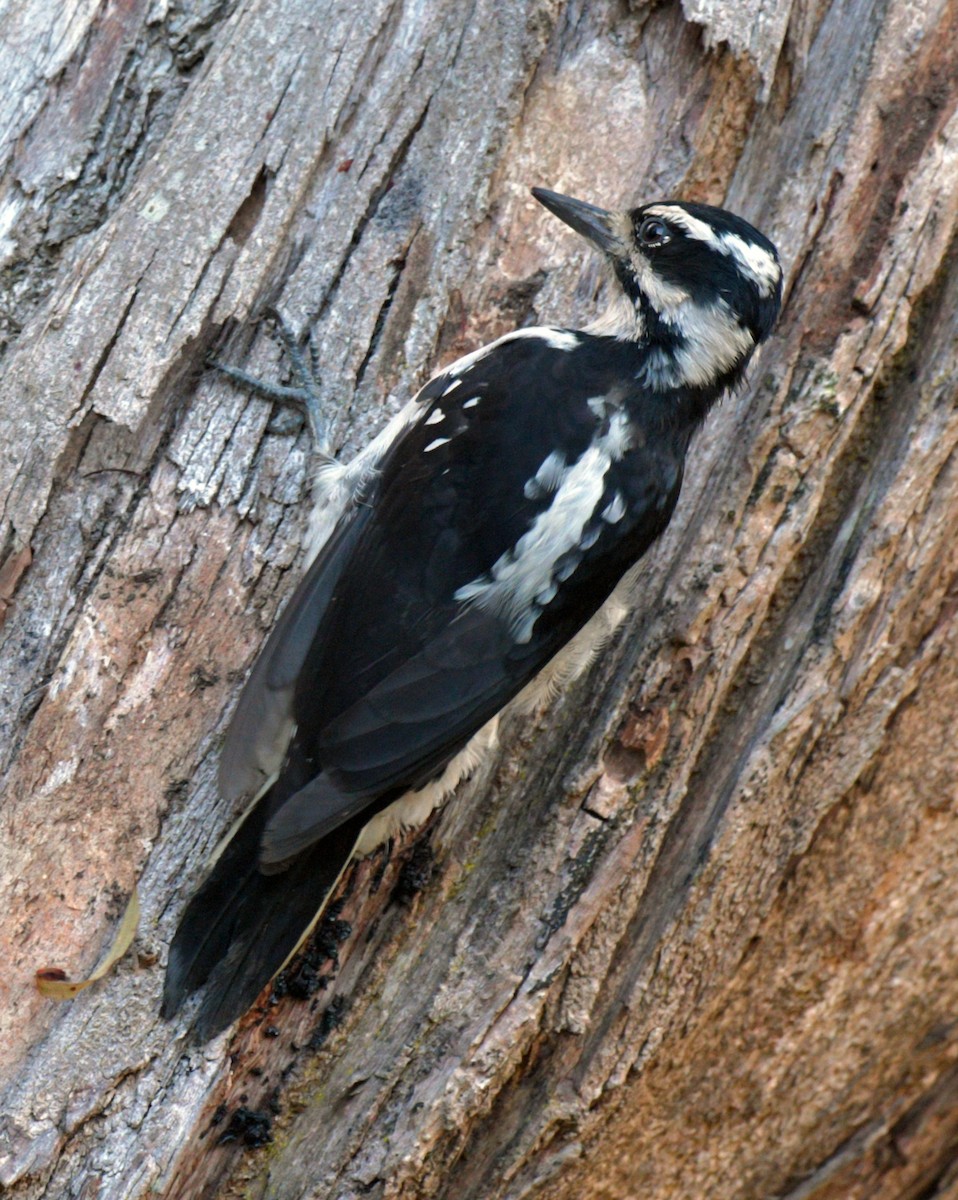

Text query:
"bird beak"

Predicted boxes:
[[532, 187, 620, 254]]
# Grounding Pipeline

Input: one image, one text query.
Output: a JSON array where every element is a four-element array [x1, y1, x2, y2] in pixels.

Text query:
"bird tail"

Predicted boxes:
[[161, 785, 369, 1042]]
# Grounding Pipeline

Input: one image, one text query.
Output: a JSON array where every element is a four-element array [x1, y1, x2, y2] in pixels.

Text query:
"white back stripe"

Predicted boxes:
[[455, 413, 632, 642]]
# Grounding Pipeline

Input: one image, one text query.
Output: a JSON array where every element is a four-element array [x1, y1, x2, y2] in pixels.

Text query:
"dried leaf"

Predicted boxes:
[[36, 889, 141, 1000]]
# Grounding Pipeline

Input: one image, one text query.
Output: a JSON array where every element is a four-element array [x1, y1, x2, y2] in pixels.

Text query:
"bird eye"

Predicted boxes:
[[637, 217, 671, 247]]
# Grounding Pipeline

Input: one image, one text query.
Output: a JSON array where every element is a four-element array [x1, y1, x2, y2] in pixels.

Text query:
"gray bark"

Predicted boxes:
[[2, 0, 958, 1197]]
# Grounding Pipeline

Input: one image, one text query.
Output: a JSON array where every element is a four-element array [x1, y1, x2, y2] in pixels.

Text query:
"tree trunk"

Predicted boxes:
[[2, 0, 958, 1196]]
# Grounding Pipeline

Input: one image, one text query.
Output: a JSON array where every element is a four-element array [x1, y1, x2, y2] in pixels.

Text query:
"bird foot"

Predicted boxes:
[[210, 308, 335, 462]]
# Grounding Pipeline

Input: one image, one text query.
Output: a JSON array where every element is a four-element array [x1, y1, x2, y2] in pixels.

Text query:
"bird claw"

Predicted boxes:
[[210, 309, 334, 461]]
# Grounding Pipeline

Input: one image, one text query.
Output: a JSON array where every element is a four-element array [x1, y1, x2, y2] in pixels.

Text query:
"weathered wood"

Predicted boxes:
[[2, 0, 958, 1196]]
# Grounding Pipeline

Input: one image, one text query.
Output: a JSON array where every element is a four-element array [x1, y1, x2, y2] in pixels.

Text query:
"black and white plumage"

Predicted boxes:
[[162, 187, 782, 1039]]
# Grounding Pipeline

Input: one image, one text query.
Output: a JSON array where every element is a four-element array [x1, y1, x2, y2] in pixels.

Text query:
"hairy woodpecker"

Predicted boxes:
[[163, 188, 782, 1039]]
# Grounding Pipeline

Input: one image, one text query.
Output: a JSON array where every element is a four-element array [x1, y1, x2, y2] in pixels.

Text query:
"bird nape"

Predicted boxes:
[[162, 186, 782, 1041]]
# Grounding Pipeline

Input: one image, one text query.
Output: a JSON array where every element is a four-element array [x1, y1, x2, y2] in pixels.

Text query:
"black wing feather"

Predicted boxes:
[[218, 507, 375, 802], [163, 801, 368, 1039]]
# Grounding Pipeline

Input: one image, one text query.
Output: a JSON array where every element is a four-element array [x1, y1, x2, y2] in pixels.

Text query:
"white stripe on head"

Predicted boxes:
[[720, 231, 782, 295], [645, 204, 781, 297]]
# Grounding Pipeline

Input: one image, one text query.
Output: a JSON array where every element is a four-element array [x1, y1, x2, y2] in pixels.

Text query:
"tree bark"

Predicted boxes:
[[2, 0, 958, 1196]]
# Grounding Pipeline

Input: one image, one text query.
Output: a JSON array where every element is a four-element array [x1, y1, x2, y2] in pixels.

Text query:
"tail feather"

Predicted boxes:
[[162, 796, 369, 1041]]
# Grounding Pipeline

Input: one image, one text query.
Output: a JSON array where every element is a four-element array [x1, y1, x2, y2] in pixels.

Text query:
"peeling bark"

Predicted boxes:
[[2, 0, 958, 1197]]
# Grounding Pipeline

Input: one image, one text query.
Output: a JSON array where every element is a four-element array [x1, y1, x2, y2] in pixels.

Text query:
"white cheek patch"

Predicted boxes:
[[636, 297, 753, 389], [628, 272, 755, 391], [673, 300, 754, 387], [455, 412, 632, 642]]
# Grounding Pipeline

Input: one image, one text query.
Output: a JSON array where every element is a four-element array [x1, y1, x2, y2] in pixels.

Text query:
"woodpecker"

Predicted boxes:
[[163, 187, 782, 1039]]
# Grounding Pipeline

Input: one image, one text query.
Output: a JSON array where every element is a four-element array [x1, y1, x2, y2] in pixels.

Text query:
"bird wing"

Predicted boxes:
[[217, 508, 374, 801], [222, 331, 683, 853]]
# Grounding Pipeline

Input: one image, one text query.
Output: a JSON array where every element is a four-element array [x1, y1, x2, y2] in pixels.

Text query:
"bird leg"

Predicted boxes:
[[210, 308, 335, 462]]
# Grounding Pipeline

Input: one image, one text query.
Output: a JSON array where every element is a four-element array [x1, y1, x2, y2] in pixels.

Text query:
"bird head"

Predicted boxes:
[[532, 187, 782, 393]]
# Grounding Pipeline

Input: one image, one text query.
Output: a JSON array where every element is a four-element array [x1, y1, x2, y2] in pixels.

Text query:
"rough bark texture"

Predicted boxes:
[[2, 0, 958, 1196]]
